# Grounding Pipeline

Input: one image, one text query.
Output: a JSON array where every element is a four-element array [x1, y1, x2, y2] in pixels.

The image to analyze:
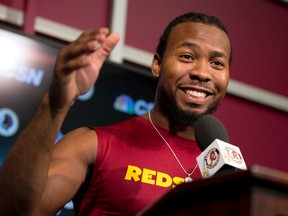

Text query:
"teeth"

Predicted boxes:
[[185, 90, 207, 98]]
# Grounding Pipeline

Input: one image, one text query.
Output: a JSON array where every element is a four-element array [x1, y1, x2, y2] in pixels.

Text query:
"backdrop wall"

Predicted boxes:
[[0, 0, 287, 172]]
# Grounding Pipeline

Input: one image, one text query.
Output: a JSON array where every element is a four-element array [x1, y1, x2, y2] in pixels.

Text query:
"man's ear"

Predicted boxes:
[[151, 53, 161, 78]]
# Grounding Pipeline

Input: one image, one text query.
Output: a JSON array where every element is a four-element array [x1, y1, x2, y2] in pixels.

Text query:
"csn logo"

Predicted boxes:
[[0, 108, 20, 137], [113, 94, 154, 116], [0, 65, 44, 87]]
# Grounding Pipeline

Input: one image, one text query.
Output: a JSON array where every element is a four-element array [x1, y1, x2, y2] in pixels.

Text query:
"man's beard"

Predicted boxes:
[[157, 84, 218, 135]]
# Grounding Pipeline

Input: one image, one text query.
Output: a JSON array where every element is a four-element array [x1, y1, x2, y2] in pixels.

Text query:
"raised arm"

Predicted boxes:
[[0, 28, 120, 215]]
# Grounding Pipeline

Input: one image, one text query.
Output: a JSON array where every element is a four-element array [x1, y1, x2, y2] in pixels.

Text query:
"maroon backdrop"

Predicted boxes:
[[0, 0, 287, 172]]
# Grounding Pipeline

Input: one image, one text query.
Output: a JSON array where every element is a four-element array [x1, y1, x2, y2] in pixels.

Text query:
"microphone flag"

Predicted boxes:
[[196, 138, 247, 178]]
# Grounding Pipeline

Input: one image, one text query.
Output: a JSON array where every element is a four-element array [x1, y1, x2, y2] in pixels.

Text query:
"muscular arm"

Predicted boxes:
[[33, 127, 98, 215], [0, 28, 119, 215], [0, 93, 68, 215]]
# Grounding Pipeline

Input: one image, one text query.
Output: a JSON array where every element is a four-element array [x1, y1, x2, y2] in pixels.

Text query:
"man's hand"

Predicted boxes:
[[49, 28, 120, 111]]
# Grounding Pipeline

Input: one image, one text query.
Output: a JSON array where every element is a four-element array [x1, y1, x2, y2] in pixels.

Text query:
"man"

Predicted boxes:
[[0, 12, 231, 215]]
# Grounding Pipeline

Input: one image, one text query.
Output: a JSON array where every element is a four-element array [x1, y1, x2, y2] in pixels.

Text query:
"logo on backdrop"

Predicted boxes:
[[0, 65, 44, 87], [113, 94, 154, 116], [0, 108, 20, 137], [77, 86, 95, 101]]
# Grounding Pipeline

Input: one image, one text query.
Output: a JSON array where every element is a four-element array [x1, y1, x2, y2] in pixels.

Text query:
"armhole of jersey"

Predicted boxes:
[[73, 126, 101, 206]]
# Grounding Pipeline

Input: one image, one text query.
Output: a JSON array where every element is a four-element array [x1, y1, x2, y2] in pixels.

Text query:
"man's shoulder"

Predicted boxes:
[[90, 116, 147, 132]]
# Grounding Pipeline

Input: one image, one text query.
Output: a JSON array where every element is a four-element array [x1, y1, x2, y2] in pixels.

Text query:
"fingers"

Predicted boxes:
[[84, 28, 111, 51], [63, 28, 110, 60], [91, 32, 120, 64], [55, 28, 120, 74]]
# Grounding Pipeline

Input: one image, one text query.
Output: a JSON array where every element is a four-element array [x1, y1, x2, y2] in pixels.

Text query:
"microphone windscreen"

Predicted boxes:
[[194, 115, 229, 151]]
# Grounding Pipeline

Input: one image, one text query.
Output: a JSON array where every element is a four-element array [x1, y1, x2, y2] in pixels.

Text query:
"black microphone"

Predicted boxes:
[[194, 114, 230, 151], [195, 115, 247, 178]]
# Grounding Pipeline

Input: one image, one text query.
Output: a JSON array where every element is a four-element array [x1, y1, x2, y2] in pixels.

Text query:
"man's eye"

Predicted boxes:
[[211, 60, 224, 67], [181, 55, 193, 60]]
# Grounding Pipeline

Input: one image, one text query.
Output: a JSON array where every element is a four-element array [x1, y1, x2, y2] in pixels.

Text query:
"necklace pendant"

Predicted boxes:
[[184, 176, 193, 183]]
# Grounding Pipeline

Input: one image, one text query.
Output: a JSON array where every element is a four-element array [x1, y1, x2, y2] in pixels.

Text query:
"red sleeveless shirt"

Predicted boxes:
[[73, 116, 202, 215]]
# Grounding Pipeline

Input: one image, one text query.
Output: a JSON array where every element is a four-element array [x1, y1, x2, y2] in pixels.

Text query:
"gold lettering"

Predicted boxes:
[[156, 171, 172, 187], [172, 177, 184, 188], [141, 168, 156, 185], [124, 165, 185, 189], [124, 165, 142, 181]]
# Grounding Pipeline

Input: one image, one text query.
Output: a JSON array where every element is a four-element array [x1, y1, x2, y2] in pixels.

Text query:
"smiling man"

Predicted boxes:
[[0, 12, 232, 215], [151, 20, 231, 135]]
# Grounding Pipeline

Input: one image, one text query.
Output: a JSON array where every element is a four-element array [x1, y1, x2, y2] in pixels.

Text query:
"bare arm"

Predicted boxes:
[[0, 28, 120, 215], [0, 93, 64, 215], [33, 127, 98, 215]]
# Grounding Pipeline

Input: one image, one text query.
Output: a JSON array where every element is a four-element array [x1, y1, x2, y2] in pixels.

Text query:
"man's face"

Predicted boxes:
[[152, 22, 231, 130]]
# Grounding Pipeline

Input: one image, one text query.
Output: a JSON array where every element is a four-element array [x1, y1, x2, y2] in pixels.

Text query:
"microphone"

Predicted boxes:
[[195, 115, 247, 178]]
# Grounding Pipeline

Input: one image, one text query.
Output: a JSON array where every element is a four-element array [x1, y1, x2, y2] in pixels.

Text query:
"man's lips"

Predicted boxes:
[[180, 86, 213, 99], [184, 89, 207, 98]]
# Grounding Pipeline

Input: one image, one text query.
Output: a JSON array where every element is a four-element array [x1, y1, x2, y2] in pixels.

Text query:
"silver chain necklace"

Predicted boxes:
[[148, 111, 198, 183]]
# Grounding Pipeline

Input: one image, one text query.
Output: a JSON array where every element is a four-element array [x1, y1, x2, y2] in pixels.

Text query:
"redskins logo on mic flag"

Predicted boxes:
[[196, 139, 247, 178], [205, 148, 220, 169]]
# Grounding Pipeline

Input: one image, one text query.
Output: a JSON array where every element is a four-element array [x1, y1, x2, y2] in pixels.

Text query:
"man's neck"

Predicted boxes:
[[144, 109, 196, 141]]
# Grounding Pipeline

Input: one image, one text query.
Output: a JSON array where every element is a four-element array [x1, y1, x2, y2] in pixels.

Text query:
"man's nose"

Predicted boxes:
[[189, 60, 211, 82]]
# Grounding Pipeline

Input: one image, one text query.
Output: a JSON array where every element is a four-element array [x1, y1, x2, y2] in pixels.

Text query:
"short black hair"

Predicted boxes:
[[156, 12, 233, 65]]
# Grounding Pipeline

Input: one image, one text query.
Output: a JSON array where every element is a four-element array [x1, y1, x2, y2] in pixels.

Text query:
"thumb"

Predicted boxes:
[[94, 32, 121, 63]]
